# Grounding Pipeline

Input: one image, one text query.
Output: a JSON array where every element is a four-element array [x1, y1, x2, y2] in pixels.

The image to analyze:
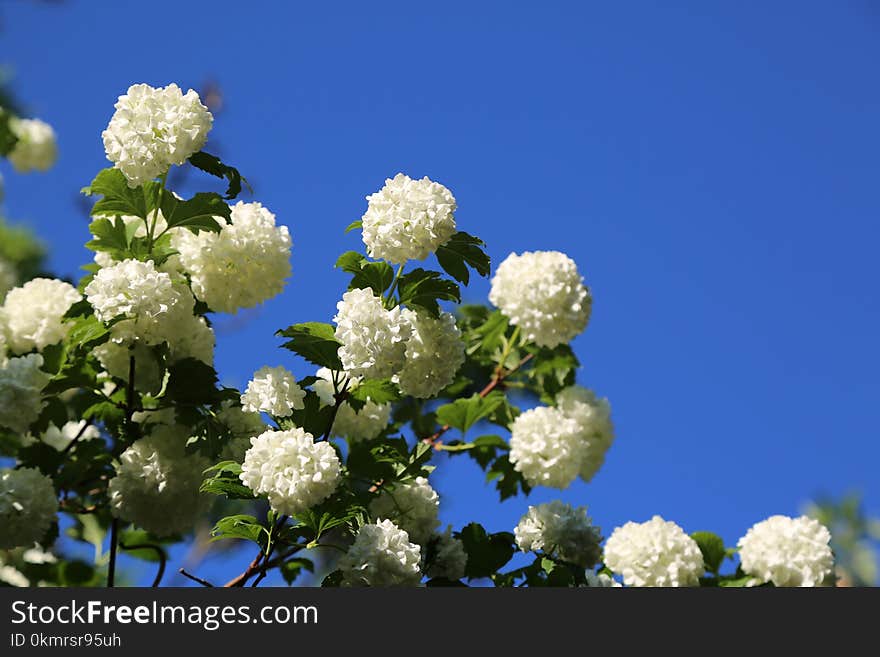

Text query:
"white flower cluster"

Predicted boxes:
[[0, 278, 81, 354], [361, 173, 457, 265], [313, 368, 391, 442], [509, 385, 614, 489], [489, 250, 591, 348], [0, 467, 58, 549], [0, 354, 50, 433], [85, 259, 213, 391], [102, 83, 213, 187], [555, 386, 615, 483], [7, 118, 58, 173], [584, 571, 620, 587], [334, 288, 410, 379], [240, 365, 305, 417], [40, 421, 100, 452], [394, 310, 465, 398], [514, 501, 603, 567], [424, 527, 468, 581], [239, 428, 341, 516], [172, 202, 292, 313], [603, 516, 704, 587], [737, 515, 834, 587], [339, 519, 423, 587], [108, 425, 211, 537], [370, 476, 441, 545]]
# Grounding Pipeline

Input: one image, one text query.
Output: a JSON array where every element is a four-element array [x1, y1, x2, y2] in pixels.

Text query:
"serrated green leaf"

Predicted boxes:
[[82, 168, 159, 219], [166, 358, 218, 405], [160, 191, 228, 232], [211, 515, 267, 545], [85, 215, 135, 257], [335, 251, 394, 296], [66, 315, 110, 350], [346, 379, 400, 411], [397, 268, 461, 316], [435, 391, 506, 435], [188, 151, 250, 199], [436, 231, 491, 285], [691, 531, 727, 574], [344, 220, 362, 233], [458, 523, 516, 579], [277, 322, 343, 370], [280, 558, 315, 585]]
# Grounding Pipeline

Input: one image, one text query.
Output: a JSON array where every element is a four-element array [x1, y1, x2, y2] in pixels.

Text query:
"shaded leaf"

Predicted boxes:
[[277, 322, 343, 370]]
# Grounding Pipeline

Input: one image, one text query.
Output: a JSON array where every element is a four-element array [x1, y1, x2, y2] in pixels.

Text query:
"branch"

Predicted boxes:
[[120, 541, 167, 587], [424, 352, 534, 447], [179, 568, 214, 587]]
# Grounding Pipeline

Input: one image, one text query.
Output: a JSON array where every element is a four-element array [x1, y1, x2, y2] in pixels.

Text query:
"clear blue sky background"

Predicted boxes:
[[2, 1, 878, 586]]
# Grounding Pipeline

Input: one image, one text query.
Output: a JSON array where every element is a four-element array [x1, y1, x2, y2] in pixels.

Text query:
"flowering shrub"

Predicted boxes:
[[0, 82, 837, 588]]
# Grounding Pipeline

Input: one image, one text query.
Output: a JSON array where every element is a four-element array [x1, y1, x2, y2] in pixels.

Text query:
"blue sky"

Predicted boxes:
[[2, 1, 878, 585]]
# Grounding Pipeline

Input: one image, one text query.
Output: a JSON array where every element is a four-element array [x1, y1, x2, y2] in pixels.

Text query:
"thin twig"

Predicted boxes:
[[59, 419, 96, 458], [120, 542, 168, 587], [107, 518, 119, 588], [179, 568, 214, 587]]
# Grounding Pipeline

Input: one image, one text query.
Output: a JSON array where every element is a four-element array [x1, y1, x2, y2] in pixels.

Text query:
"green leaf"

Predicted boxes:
[[440, 434, 507, 469], [280, 390, 337, 438], [277, 322, 343, 370], [280, 558, 315, 585], [397, 268, 460, 316], [344, 220, 362, 233], [346, 379, 400, 412], [435, 391, 506, 436], [201, 462, 255, 500], [486, 455, 532, 500], [82, 168, 159, 219], [85, 215, 137, 257], [0, 108, 17, 156], [335, 251, 394, 296], [691, 531, 727, 574], [436, 231, 491, 285], [211, 515, 267, 545], [165, 358, 218, 405], [335, 251, 366, 273], [160, 191, 229, 232], [458, 523, 516, 579], [188, 151, 250, 199], [66, 315, 111, 350]]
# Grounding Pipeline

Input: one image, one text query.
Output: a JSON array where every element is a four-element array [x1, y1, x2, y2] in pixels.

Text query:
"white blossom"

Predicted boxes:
[[7, 118, 57, 173], [334, 288, 411, 379], [102, 83, 213, 187], [92, 340, 164, 394], [172, 202, 291, 313], [584, 571, 620, 587], [555, 385, 614, 483], [167, 314, 215, 366], [424, 527, 468, 581], [370, 476, 441, 545], [394, 310, 465, 398], [0, 278, 81, 354], [0, 354, 50, 433], [40, 421, 100, 452], [604, 516, 704, 587], [108, 425, 211, 537], [361, 173, 457, 265], [515, 501, 603, 567], [339, 519, 422, 587], [489, 250, 591, 348], [509, 406, 583, 489], [313, 368, 390, 442], [737, 515, 834, 587], [240, 365, 305, 417], [0, 467, 58, 549], [239, 428, 341, 516]]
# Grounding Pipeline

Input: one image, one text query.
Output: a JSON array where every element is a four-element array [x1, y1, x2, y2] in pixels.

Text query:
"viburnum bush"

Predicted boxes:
[[0, 83, 836, 588]]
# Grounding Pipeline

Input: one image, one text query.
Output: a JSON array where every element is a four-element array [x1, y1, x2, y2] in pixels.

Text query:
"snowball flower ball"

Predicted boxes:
[[737, 515, 834, 587], [0, 467, 58, 549], [425, 527, 468, 581], [334, 288, 411, 379], [313, 368, 391, 442], [370, 476, 441, 545], [1, 278, 81, 354], [108, 425, 211, 537], [515, 500, 603, 567], [509, 406, 583, 489], [555, 385, 615, 483], [240, 365, 305, 417], [361, 173, 457, 265], [239, 428, 341, 516], [489, 250, 591, 348], [0, 354, 50, 433], [84, 259, 179, 326], [7, 118, 57, 173], [339, 519, 423, 587], [173, 201, 292, 313], [102, 83, 213, 187], [394, 310, 465, 399], [604, 516, 704, 587]]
